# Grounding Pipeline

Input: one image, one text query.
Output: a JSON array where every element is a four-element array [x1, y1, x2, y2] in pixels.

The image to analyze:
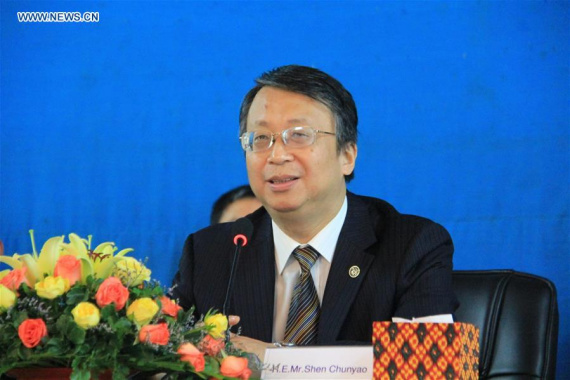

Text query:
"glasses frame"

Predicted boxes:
[[240, 126, 336, 152]]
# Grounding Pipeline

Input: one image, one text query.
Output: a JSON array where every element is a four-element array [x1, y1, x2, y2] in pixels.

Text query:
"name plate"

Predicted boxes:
[[261, 346, 372, 379]]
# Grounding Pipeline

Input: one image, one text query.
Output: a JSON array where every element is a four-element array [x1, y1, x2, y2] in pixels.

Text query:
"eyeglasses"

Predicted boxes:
[[240, 126, 336, 152]]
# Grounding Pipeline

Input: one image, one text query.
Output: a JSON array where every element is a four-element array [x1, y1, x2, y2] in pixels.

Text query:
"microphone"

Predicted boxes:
[[222, 217, 254, 327]]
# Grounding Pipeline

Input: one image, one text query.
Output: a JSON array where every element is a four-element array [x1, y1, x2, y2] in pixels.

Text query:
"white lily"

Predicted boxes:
[[0, 230, 64, 284], [0, 269, 10, 280], [60, 233, 95, 283], [60, 233, 134, 281], [91, 241, 133, 279], [0, 231, 137, 285]]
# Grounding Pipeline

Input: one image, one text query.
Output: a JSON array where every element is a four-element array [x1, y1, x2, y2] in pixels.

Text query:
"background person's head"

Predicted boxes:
[[239, 65, 358, 182], [210, 185, 262, 225]]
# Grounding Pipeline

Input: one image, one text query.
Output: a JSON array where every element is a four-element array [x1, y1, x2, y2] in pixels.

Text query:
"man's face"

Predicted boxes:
[[245, 86, 356, 221]]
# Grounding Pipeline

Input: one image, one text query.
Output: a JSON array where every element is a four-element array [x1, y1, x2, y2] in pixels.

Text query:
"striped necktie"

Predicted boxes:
[[284, 245, 320, 345]]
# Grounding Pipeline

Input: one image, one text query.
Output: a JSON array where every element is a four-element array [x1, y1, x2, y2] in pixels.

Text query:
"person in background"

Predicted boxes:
[[173, 65, 458, 359], [210, 185, 262, 225]]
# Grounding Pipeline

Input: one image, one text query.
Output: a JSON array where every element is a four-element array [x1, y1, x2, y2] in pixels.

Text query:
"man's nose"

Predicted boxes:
[[268, 135, 293, 163]]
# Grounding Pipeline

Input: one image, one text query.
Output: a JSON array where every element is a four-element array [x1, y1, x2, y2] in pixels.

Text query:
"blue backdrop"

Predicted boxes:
[[1, 1, 568, 375]]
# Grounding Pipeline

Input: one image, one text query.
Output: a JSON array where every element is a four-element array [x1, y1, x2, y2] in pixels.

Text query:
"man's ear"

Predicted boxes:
[[340, 143, 357, 176]]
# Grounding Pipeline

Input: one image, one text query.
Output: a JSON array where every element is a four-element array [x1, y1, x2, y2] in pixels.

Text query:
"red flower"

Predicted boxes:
[[178, 343, 205, 372], [139, 323, 170, 345], [220, 356, 251, 380], [199, 334, 225, 356], [159, 296, 182, 318], [0, 268, 30, 291], [95, 277, 129, 311], [54, 255, 82, 286], [18, 318, 48, 348]]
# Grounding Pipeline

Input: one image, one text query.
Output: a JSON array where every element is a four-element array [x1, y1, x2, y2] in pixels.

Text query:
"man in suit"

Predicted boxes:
[[172, 65, 458, 356]]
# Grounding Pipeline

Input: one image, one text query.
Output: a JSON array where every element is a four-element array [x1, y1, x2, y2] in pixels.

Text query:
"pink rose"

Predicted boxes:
[[139, 323, 170, 345], [0, 268, 30, 291], [18, 318, 48, 348], [199, 334, 225, 356], [220, 356, 251, 380], [159, 296, 182, 318], [54, 255, 82, 286], [95, 277, 129, 311], [178, 343, 205, 372]]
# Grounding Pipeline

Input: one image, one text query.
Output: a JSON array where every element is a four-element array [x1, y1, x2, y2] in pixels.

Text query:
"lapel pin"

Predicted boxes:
[[348, 265, 360, 278]]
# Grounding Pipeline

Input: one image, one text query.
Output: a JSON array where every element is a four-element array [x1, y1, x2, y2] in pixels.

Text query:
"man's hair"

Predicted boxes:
[[239, 65, 358, 182], [210, 185, 257, 225]]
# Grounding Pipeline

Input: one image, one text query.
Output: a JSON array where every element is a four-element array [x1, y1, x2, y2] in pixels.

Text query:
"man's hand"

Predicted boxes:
[[228, 315, 240, 327], [228, 315, 273, 362], [230, 335, 274, 362]]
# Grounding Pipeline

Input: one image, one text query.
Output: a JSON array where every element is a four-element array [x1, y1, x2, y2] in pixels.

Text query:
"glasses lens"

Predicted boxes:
[[241, 133, 251, 151], [284, 127, 315, 147], [242, 131, 272, 152]]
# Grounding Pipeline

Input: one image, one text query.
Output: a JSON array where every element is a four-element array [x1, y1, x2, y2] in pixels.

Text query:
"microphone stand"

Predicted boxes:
[[221, 217, 253, 344], [223, 241, 243, 343]]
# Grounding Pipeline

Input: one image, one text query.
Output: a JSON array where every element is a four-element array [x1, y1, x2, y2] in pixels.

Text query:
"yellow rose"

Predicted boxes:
[[71, 302, 101, 329], [113, 257, 151, 286], [127, 297, 159, 326], [0, 284, 17, 311], [204, 313, 228, 339], [35, 276, 70, 299]]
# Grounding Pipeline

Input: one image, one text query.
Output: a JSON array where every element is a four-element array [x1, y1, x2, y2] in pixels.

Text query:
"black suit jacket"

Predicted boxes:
[[172, 192, 458, 344]]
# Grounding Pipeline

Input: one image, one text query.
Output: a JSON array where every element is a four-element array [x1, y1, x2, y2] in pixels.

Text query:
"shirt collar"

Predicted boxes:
[[273, 196, 348, 274]]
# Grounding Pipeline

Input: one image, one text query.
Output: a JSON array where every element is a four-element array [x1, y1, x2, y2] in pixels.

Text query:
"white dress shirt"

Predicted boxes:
[[271, 196, 452, 342]]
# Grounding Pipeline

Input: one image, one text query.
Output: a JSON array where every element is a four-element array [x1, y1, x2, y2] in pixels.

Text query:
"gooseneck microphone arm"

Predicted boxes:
[[222, 236, 245, 316], [222, 217, 254, 343]]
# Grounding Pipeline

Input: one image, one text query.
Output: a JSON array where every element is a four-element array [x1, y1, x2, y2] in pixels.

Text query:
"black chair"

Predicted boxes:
[[452, 270, 559, 379]]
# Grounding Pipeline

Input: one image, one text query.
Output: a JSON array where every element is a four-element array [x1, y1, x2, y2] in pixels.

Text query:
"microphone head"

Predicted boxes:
[[232, 217, 254, 246]]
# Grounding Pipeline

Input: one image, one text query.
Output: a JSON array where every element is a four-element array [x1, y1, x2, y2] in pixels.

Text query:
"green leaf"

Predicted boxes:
[[205, 355, 220, 374], [70, 368, 91, 380], [20, 283, 34, 297], [45, 337, 66, 355], [13, 311, 29, 327], [111, 318, 132, 331], [66, 286, 89, 305], [67, 324, 86, 345], [101, 304, 118, 320], [111, 363, 129, 380]]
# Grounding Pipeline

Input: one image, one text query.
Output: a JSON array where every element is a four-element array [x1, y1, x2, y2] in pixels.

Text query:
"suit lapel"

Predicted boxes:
[[318, 193, 378, 343], [233, 211, 275, 342]]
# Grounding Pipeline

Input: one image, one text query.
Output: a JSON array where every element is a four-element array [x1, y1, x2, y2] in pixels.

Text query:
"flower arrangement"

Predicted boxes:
[[0, 231, 254, 379]]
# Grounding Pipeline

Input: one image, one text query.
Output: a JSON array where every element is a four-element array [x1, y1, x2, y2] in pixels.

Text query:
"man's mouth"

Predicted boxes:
[[269, 177, 297, 184]]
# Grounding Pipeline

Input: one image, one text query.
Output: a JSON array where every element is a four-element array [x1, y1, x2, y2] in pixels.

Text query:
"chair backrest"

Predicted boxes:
[[452, 270, 558, 379]]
